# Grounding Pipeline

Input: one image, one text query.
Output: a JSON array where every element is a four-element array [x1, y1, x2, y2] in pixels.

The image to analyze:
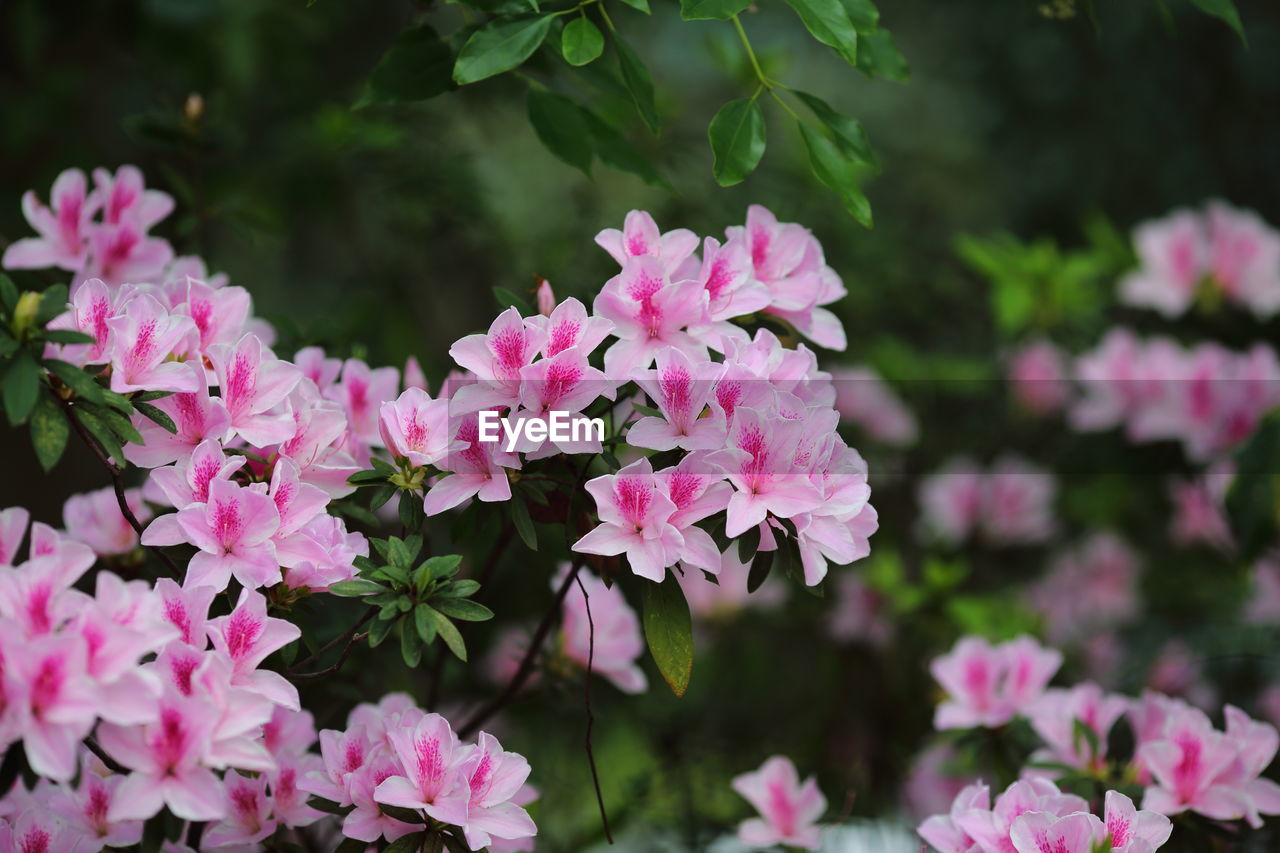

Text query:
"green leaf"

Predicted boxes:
[[366, 24, 455, 104], [641, 573, 694, 697], [562, 17, 604, 65], [680, 0, 750, 20], [334, 838, 367, 853], [631, 402, 662, 417], [431, 597, 494, 622], [527, 90, 594, 176], [746, 548, 775, 593], [737, 522, 761, 562], [422, 554, 464, 582], [0, 274, 16, 313], [400, 620, 423, 667], [134, 401, 177, 434], [799, 122, 872, 226], [399, 490, 425, 531], [792, 90, 876, 166], [429, 608, 468, 661], [384, 831, 428, 853], [840, 0, 878, 31], [348, 468, 389, 485], [855, 28, 909, 81], [81, 401, 143, 445], [40, 329, 96, 345], [29, 392, 68, 472], [437, 578, 480, 597], [1190, 0, 1246, 44], [414, 604, 438, 644], [511, 496, 538, 551], [329, 579, 387, 597], [616, 0, 651, 11], [3, 350, 40, 426], [44, 359, 105, 403], [707, 98, 766, 186], [1226, 414, 1280, 560], [131, 390, 172, 403], [73, 405, 126, 466], [368, 614, 397, 647], [35, 284, 68, 325], [782, 0, 858, 66], [582, 111, 667, 187], [614, 37, 660, 133], [308, 796, 354, 817], [453, 16, 553, 85], [492, 286, 534, 315]]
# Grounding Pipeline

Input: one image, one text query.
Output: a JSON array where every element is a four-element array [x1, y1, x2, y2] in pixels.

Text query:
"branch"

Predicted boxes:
[[60, 396, 183, 577], [457, 559, 586, 739], [84, 736, 128, 775], [287, 607, 377, 680], [575, 571, 613, 844]]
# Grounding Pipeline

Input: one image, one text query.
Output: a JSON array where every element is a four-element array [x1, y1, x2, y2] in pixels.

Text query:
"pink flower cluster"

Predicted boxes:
[[301, 694, 537, 850], [731, 755, 827, 850], [1027, 533, 1141, 647], [929, 635, 1063, 730], [920, 780, 1171, 853], [917, 456, 1057, 547], [1070, 328, 1280, 462], [1120, 202, 1280, 319]]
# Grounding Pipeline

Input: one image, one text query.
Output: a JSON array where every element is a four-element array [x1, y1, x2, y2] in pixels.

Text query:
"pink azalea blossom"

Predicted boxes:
[[721, 406, 823, 538], [62, 486, 150, 556], [280, 513, 368, 593], [144, 477, 281, 590], [830, 366, 919, 445], [206, 588, 302, 710], [209, 333, 302, 446], [44, 277, 120, 366], [1028, 533, 1141, 646], [92, 165, 173, 230], [449, 307, 546, 411], [1121, 209, 1207, 317], [0, 506, 31, 566], [2, 168, 97, 272], [951, 778, 1088, 853], [509, 345, 616, 457], [1205, 201, 1280, 318], [326, 358, 400, 448], [345, 753, 421, 842], [572, 458, 684, 581], [1168, 464, 1233, 552], [0, 807, 86, 853], [8, 635, 98, 781], [594, 256, 708, 376], [379, 386, 457, 467], [177, 277, 252, 358], [1008, 340, 1072, 416], [628, 346, 726, 451], [1137, 703, 1248, 823], [1027, 682, 1130, 773], [125, 362, 232, 468], [106, 292, 199, 394], [655, 451, 733, 571], [917, 781, 989, 853], [49, 753, 145, 851], [294, 345, 343, 390], [595, 209, 699, 275], [525, 296, 613, 359], [424, 411, 520, 515], [374, 712, 470, 825], [99, 694, 226, 821], [457, 731, 538, 850], [154, 578, 218, 647], [558, 566, 647, 694], [930, 635, 1062, 730], [731, 755, 827, 850], [204, 771, 276, 848], [535, 278, 556, 316], [84, 215, 174, 287]]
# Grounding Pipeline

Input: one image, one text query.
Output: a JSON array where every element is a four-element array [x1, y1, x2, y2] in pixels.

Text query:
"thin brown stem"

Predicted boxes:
[[287, 606, 377, 678], [84, 736, 128, 774], [457, 559, 586, 739], [575, 572, 613, 844], [60, 395, 183, 576], [289, 630, 370, 681]]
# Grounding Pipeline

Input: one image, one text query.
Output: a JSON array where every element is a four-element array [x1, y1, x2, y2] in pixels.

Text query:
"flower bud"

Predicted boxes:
[[536, 278, 556, 317], [10, 290, 40, 337]]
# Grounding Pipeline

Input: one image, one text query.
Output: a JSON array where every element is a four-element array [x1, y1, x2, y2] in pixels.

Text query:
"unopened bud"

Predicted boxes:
[[536, 278, 556, 317], [184, 92, 205, 124], [10, 290, 40, 336]]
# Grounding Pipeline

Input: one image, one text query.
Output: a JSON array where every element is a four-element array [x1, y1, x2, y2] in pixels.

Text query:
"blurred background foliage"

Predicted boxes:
[[3, 0, 1280, 848]]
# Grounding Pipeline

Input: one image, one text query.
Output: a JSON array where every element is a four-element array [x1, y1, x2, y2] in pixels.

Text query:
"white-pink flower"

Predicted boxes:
[[731, 755, 827, 850]]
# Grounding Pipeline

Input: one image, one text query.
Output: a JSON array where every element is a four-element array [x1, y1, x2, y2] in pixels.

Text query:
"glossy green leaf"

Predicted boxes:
[[527, 90, 594, 175], [782, 0, 858, 67], [582, 111, 667, 187], [431, 597, 494, 622], [429, 608, 468, 661], [641, 573, 694, 697], [29, 391, 68, 472], [133, 401, 177, 434], [384, 832, 427, 853], [561, 17, 604, 66], [511, 495, 538, 551], [35, 284, 68, 325], [799, 122, 872, 226], [616, 0, 651, 12], [3, 350, 40, 426], [400, 620, 423, 667], [855, 28, 909, 81], [453, 16, 553, 85], [329, 579, 387, 597], [44, 359, 105, 403], [367, 24, 455, 103], [414, 605, 438, 644], [792, 90, 876, 166], [707, 98, 766, 186], [615, 37, 660, 133]]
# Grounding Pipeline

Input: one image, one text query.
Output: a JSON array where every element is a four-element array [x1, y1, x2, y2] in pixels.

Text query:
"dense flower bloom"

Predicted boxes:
[[731, 755, 827, 850], [1027, 682, 1130, 773], [1027, 533, 1141, 646], [572, 458, 684, 581], [930, 635, 1062, 730], [918, 456, 1056, 547], [62, 486, 150, 556]]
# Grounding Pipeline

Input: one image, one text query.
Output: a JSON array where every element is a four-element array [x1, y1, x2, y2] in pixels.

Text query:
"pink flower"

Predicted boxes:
[[280, 514, 368, 593], [980, 456, 1056, 545], [206, 589, 302, 710], [374, 712, 470, 825], [721, 407, 823, 538], [1101, 790, 1172, 852], [1027, 533, 1141, 646], [85, 215, 174, 287], [145, 477, 281, 590], [203, 771, 276, 848], [693, 235, 770, 325], [1120, 209, 1207, 317], [572, 458, 684, 581], [125, 362, 232, 468], [8, 635, 98, 781], [1205, 201, 1280, 318], [951, 778, 1088, 853], [826, 573, 892, 646], [917, 781, 988, 853], [45, 277, 120, 366], [2, 168, 97, 272], [1008, 340, 1071, 416], [154, 578, 217, 647], [147, 439, 245, 510], [106, 292, 199, 394], [655, 451, 733, 571], [1137, 703, 1246, 823], [49, 753, 144, 851], [510, 346, 616, 457], [269, 752, 327, 828], [278, 383, 360, 498], [595, 209, 699, 275], [0, 807, 86, 853], [731, 755, 827, 850], [558, 566, 647, 694], [62, 486, 150, 556], [176, 278, 252, 358], [1027, 683, 1129, 773], [594, 256, 709, 375], [449, 307, 545, 411], [344, 753, 420, 842], [327, 358, 400, 448], [379, 387, 457, 467], [628, 347, 726, 451], [0, 506, 30, 566], [831, 366, 918, 445], [930, 635, 1062, 730], [294, 345, 342, 391], [1008, 811, 1103, 853], [209, 333, 302, 446], [424, 411, 520, 515], [99, 695, 226, 821], [1220, 705, 1280, 827], [1168, 464, 1233, 552], [457, 732, 538, 850], [525, 296, 613, 359], [918, 458, 985, 545], [93, 165, 173, 230]]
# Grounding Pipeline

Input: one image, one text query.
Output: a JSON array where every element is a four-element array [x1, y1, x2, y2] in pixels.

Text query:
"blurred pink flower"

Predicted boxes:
[[731, 755, 827, 850]]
